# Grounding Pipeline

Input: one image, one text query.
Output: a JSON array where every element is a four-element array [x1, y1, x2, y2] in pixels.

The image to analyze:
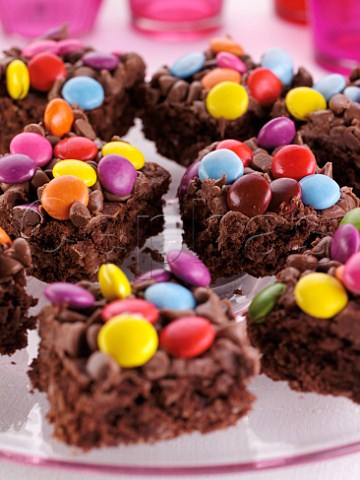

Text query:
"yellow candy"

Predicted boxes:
[[6, 59, 30, 100], [52, 159, 97, 187], [206, 81, 249, 120], [98, 314, 158, 367], [285, 87, 327, 121], [102, 141, 145, 170], [294, 272, 348, 319], [98, 263, 131, 301]]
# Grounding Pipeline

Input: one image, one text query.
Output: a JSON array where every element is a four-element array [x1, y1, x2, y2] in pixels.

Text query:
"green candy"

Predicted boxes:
[[340, 208, 360, 232], [248, 283, 287, 323]]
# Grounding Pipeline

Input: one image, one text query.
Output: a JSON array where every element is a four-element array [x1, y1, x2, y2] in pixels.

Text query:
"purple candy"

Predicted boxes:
[[44, 282, 95, 309], [10, 132, 53, 167], [57, 38, 84, 56], [166, 250, 211, 287], [0, 154, 36, 184], [331, 224, 360, 264], [82, 51, 120, 71], [21, 40, 59, 58], [216, 52, 247, 74], [134, 268, 172, 285], [178, 160, 200, 198], [98, 154, 137, 196], [257, 117, 296, 150]]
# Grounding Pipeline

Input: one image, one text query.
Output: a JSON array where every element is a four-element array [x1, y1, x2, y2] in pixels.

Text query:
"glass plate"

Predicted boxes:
[[1, 122, 360, 475]]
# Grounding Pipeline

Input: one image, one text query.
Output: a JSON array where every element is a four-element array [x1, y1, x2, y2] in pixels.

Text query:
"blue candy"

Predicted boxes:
[[261, 48, 293, 85], [199, 149, 244, 184], [62, 76, 105, 110], [344, 86, 360, 103], [144, 282, 196, 311], [170, 52, 206, 79], [299, 174, 340, 210], [313, 74, 346, 101]]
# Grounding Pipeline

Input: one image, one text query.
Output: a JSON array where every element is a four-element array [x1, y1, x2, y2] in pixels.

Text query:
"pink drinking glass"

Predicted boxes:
[[128, 0, 224, 39], [0, 0, 103, 38], [309, 0, 360, 73]]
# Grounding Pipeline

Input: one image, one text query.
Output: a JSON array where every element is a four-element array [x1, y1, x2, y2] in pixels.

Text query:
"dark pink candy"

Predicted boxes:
[[343, 251, 360, 294], [166, 250, 211, 287], [44, 282, 95, 309], [57, 39, 85, 55], [257, 117, 296, 150], [21, 40, 59, 58], [331, 224, 360, 264], [0, 154, 36, 184], [133, 269, 172, 285], [268, 178, 302, 214], [82, 51, 120, 70], [178, 161, 199, 198]]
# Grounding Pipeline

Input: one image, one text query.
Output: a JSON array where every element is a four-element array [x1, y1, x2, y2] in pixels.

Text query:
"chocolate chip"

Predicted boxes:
[[88, 190, 104, 213], [287, 254, 318, 271], [252, 151, 272, 173], [69, 201, 91, 227], [23, 124, 46, 136], [8, 238, 32, 268], [74, 119, 96, 140], [186, 81, 203, 104], [167, 80, 189, 103], [143, 350, 170, 380], [329, 94, 351, 115], [31, 170, 50, 189], [158, 75, 177, 95], [86, 351, 120, 380], [56, 322, 87, 357], [0, 256, 23, 278], [86, 324, 101, 351]]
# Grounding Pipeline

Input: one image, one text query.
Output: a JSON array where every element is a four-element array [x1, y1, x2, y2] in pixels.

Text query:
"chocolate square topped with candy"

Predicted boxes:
[[0, 100, 170, 283], [0, 26, 146, 154], [179, 116, 360, 279], [30, 251, 259, 448]]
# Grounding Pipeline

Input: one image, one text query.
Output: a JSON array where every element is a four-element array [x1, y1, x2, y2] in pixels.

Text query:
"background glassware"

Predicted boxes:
[[128, 0, 224, 40], [275, 0, 307, 24], [309, 0, 360, 72]]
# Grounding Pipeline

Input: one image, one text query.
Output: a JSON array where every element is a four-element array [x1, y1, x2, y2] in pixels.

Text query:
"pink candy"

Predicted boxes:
[[216, 52, 247, 74], [21, 40, 59, 59], [10, 132, 53, 167], [57, 39, 85, 56]]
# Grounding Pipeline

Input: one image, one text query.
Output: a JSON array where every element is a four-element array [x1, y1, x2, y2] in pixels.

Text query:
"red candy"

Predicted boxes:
[[216, 139, 253, 167], [247, 67, 282, 106], [268, 178, 302, 214], [28, 52, 66, 92], [54, 137, 98, 161], [160, 316, 215, 359], [101, 299, 159, 324], [227, 174, 272, 217], [272, 145, 317, 181]]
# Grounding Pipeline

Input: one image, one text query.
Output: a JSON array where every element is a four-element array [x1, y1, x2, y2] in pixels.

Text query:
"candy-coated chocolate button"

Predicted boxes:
[[331, 224, 360, 264], [299, 174, 340, 210], [98, 315, 158, 368], [98, 263, 131, 301], [28, 52, 66, 91], [41, 175, 89, 220], [340, 208, 360, 232], [101, 142, 145, 170], [57, 38, 84, 55], [216, 139, 253, 167], [0, 227, 11, 245], [98, 154, 137, 195], [285, 87, 327, 121], [170, 52, 206, 79], [62, 76, 105, 110], [227, 174, 272, 217], [145, 282, 196, 311], [201, 68, 241, 90], [343, 252, 360, 294], [54, 136, 98, 161], [178, 161, 200, 198], [199, 149, 244, 184], [268, 178, 302, 214], [44, 282, 95, 309], [295, 273, 348, 318], [210, 37, 244, 56], [248, 283, 286, 322], [206, 81, 249, 120], [247, 68, 282, 106], [53, 159, 97, 187], [313, 74, 346, 101], [166, 250, 211, 287], [0, 154, 36, 184], [44, 98, 74, 137], [257, 117, 296, 150], [82, 51, 120, 71], [102, 298, 159, 323], [160, 316, 215, 359], [261, 48, 294, 85], [344, 86, 360, 103], [10, 132, 53, 167], [335, 265, 345, 283], [133, 269, 172, 285], [272, 145, 317, 181], [21, 40, 59, 58], [6, 60, 30, 100], [216, 52, 247, 73]]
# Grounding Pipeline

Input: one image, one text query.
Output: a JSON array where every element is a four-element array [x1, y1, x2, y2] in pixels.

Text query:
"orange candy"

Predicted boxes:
[[210, 37, 244, 56], [335, 265, 345, 283], [44, 98, 74, 137], [0, 227, 11, 245], [201, 68, 241, 90], [41, 175, 89, 220]]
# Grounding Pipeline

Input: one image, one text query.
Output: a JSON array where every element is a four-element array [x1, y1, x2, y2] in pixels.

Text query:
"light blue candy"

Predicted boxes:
[[261, 48, 293, 85], [299, 174, 340, 210], [144, 282, 196, 311], [344, 86, 360, 103], [170, 52, 206, 79], [62, 76, 105, 110], [199, 149, 244, 184], [313, 74, 346, 101]]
